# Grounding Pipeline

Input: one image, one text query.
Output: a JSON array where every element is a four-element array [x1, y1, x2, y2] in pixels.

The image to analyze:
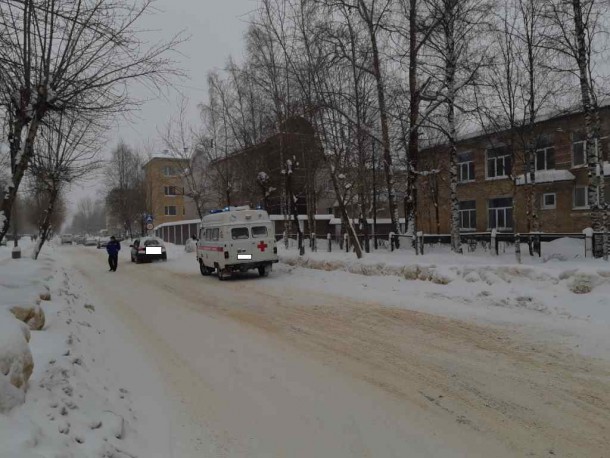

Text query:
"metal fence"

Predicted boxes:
[[278, 230, 608, 259]]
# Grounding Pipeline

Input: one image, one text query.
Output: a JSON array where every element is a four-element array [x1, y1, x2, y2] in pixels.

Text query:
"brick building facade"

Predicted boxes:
[[143, 156, 194, 226], [416, 105, 610, 234]]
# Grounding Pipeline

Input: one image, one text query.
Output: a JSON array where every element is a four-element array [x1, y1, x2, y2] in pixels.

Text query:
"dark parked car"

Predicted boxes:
[[130, 237, 167, 263]]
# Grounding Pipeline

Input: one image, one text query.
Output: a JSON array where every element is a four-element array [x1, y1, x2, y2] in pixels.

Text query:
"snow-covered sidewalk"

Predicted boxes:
[[0, 242, 175, 457]]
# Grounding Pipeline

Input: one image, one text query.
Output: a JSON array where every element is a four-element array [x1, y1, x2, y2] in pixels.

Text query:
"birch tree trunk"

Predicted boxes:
[[445, 10, 462, 254], [571, 0, 599, 230]]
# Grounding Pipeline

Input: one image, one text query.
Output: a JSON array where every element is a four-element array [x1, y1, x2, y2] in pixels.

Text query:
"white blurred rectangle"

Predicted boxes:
[[237, 254, 252, 260], [146, 246, 162, 255]]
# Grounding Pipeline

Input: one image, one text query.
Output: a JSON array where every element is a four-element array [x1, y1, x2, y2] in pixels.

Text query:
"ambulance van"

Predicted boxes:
[[196, 206, 279, 280]]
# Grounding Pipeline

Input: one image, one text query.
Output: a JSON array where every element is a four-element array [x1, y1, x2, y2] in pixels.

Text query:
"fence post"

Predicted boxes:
[[327, 233, 332, 252], [283, 230, 288, 249], [389, 232, 395, 252], [491, 229, 498, 256], [583, 227, 593, 258], [344, 233, 349, 252], [515, 233, 521, 264], [417, 231, 424, 255], [299, 231, 305, 256], [312, 233, 317, 252]]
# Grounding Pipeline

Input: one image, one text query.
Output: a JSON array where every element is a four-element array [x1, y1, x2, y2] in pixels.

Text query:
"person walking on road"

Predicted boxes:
[[106, 236, 121, 272]]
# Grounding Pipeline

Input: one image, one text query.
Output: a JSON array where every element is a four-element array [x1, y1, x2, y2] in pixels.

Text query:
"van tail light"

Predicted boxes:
[[224, 251, 229, 259], [138, 247, 145, 252]]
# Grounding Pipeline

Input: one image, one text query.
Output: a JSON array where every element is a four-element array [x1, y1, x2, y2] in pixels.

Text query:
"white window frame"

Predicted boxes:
[[164, 185, 178, 196], [458, 200, 477, 231], [541, 192, 556, 210], [487, 197, 513, 231], [164, 205, 177, 216], [571, 134, 601, 167], [535, 146, 555, 171], [486, 147, 512, 180], [458, 152, 475, 183], [573, 186, 589, 209]]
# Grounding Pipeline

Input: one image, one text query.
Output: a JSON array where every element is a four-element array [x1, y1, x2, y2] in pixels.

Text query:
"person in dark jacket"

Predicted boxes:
[[106, 236, 121, 272]]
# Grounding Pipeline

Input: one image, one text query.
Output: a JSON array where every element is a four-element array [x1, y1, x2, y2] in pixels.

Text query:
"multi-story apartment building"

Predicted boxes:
[[143, 155, 195, 226], [416, 105, 610, 234]]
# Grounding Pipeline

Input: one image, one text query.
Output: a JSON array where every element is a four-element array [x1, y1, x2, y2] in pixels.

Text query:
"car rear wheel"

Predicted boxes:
[[135, 256, 142, 264]]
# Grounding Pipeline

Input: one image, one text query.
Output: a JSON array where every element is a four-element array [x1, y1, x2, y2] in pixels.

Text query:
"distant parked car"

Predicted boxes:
[[84, 237, 97, 246], [130, 237, 167, 263], [97, 236, 110, 249], [74, 235, 86, 245], [61, 234, 73, 245]]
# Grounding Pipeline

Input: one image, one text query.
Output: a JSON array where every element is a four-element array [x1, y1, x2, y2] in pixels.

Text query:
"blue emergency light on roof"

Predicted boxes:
[[209, 209, 223, 214]]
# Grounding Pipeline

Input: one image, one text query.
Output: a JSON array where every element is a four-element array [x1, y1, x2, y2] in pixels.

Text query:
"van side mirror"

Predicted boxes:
[[129, 244, 134, 248]]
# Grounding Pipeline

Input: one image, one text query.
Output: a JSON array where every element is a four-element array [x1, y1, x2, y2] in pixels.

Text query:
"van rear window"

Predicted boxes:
[[231, 227, 249, 240], [251, 226, 268, 238]]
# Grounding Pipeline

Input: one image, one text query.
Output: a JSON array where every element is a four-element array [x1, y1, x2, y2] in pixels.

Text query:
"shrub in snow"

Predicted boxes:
[[8, 304, 46, 331], [568, 274, 597, 294], [0, 311, 34, 412]]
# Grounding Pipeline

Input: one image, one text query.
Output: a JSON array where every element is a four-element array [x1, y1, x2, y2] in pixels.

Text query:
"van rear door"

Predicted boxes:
[[228, 226, 251, 262], [250, 223, 276, 261]]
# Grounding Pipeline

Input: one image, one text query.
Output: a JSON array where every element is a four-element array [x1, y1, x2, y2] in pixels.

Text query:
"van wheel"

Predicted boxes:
[[199, 260, 211, 276], [258, 265, 270, 277]]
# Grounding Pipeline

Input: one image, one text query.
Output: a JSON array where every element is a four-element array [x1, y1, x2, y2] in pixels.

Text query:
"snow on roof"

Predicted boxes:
[[516, 169, 575, 186], [423, 100, 610, 150]]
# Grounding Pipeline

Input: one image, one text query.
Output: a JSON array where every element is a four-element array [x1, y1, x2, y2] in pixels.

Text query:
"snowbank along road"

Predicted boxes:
[[65, 247, 610, 457]]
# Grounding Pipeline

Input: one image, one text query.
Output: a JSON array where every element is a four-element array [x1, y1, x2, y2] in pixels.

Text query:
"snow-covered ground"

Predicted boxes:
[[1, 237, 610, 457], [159, 238, 610, 362], [0, 241, 176, 457]]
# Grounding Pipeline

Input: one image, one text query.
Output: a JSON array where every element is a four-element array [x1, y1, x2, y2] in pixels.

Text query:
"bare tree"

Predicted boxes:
[[544, 0, 609, 255], [162, 98, 213, 220], [28, 113, 102, 258], [0, 0, 184, 245], [424, 0, 491, 253], [105, 142, 146, 237]]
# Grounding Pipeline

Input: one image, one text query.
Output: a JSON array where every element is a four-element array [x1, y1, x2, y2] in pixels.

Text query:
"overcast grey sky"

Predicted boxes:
[[67, 0, 256, 214]]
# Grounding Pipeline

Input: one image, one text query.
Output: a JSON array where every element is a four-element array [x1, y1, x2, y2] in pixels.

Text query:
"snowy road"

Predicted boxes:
[[63, 247, 610, 457]]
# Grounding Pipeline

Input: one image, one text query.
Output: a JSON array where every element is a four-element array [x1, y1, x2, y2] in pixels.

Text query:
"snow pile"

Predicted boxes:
[[0, 243, 53, 413], [0, 244, 174, 457], [0, 309, 33, 413]]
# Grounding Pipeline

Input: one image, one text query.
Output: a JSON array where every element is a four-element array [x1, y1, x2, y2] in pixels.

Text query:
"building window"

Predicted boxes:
[[541, 193, 556, 210], [164, 206, 177, 216], [535, 147, 555, 171], [458, 152, 475, 182], [573, 186, 588, 209], [459, 200, 477, 230], [488, 197, 513, 230], [164, 186, 178, 196], [486, 146, 512, 179], [162, 165, 177, 177], [572, 132, 587, 166]]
